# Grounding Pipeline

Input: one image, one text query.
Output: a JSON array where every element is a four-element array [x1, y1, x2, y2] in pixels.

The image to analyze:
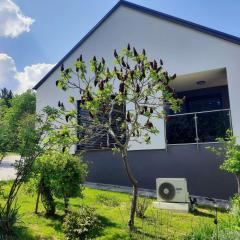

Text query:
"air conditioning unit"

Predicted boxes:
[[156, 178, 189, 203]]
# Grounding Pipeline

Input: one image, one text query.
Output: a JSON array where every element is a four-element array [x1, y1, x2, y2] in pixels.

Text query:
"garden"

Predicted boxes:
[[0, 46, 240, 239], [0, 180, 239, 240]]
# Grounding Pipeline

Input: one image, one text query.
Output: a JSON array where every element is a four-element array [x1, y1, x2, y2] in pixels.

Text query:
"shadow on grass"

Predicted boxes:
[[87, 215, 118, 239], [98, 215, 117, 228], [132, 227, 168, 240], [55, 201, 83, 212], [44, 213, 65, 233], [1, 226, 39, 240]]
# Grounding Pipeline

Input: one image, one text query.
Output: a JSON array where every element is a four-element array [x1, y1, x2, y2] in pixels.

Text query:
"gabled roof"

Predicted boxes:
[[33, 0, 240, 90]]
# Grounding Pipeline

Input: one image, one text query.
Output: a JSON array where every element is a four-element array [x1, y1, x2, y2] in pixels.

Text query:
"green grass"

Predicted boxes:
[[0, 181, 230, 240]]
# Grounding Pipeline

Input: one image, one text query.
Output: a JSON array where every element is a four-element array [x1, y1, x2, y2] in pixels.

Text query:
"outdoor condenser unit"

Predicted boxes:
[[156, 178, 189, 203]]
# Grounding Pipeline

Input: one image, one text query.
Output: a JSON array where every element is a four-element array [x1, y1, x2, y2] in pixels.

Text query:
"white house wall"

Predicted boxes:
[[36, 5, 240, 149]]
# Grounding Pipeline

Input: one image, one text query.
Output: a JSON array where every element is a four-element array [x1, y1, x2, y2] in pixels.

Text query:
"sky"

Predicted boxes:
[[1, 0, 240, 93]]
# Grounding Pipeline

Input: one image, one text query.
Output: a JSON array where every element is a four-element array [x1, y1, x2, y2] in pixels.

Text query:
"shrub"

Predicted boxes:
[[29, 151, 87, 215], [218, 195, 240, 239], [62, 205, 101, 240], [0, 205, 21, 237], [207, 130, 240, 195], [216, 229, 240, 240], [96, 193, 120, 207], [136, 197, 151, 218], [230, 195, 240, 227]]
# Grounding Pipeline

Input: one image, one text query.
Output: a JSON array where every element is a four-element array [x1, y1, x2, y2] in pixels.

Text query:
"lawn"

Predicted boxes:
[[0, 181, 230, 240]]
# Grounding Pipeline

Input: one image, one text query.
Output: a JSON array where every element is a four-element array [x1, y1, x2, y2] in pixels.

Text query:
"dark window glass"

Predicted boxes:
[[198, 110, 230, 142], [166, 110, 231, 144], [186, 95, 222, 112], [166, 114, 196, 144], [165, 90, 231, 144]]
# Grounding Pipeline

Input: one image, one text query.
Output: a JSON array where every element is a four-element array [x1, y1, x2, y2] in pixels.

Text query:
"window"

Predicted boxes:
[[166, 92, 231, 144], [166, 114, 196, 144], [76, 100, 125, 150], [186, 95, 223, 112]]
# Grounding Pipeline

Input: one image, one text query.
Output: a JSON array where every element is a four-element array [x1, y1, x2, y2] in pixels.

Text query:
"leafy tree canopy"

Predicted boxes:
[[208, 130, 240, 194], [55, 45, 182, 230], [0, 90, 36, 153], [0, 88, 13, 108]]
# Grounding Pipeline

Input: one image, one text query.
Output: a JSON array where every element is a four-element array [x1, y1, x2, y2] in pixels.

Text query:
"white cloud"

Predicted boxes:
[[0, 0, 34, 38], [0, 53, 54, 93], [0, 53, 18, 89], [15, 63, 54, 93]]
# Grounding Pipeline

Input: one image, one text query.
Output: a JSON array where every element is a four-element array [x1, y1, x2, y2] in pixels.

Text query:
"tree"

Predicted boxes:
[[0, 110, 51, 235], [0, 91, 38, 226], [0, 121, 9, 162], [0, 90, 36, 152], [28, 124, 87, 216], [0, 89, 13, 160], [56, 45, 182, 230], [208, 130, 240, 195], [0, 105, 83, 235], [0, 88, 13, 108], [0, 88, 13, 158]]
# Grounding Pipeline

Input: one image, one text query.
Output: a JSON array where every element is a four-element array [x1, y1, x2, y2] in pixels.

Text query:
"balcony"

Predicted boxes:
[[166, 109, 232, 145]]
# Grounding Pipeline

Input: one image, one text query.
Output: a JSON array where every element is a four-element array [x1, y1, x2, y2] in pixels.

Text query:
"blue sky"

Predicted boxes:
[[1, 0, 240, 92]]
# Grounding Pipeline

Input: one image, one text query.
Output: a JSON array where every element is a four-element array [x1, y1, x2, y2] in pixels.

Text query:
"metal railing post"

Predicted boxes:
[[164, 118, 168, 152], [194, 113, 199, 149], [228, 110, 233, 132]]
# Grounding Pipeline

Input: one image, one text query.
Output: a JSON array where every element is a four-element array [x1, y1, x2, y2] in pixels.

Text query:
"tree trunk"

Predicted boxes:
[[35, 188, 40, 214], [40, 177, 56, 216], [236, 173, 240, 195], [64, 195, 69, 214], [121, 149, 138, 231]]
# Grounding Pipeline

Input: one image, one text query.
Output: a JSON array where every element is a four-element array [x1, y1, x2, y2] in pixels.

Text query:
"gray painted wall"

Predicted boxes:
[[83, 143, 236, 200]]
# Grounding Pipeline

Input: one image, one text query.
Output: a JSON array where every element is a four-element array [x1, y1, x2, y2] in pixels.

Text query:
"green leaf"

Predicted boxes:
[[69, 96, 75, 104]]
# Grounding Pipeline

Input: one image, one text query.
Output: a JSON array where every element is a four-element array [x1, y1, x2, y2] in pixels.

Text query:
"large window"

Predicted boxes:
[[166, 88, 231, 145], [186, 95, 223, 112]]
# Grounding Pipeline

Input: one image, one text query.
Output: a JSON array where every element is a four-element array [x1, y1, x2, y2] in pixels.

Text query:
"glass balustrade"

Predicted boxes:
[[166, 109, 231, 145]]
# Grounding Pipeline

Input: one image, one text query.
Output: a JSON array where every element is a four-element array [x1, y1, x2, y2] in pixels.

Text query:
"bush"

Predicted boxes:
[[136, 197, 151, 218], [218, 195, 240, 239], [29, 151, 87, 215], [230, 195, 240, 227], [0, 205, 21, 237], [96, 193, 120, 207], [217, 229, 240, 240], [62, 205, 101, 240]]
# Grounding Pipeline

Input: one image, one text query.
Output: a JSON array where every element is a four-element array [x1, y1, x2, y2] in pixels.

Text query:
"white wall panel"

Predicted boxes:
[[36, 5, 240, 148]]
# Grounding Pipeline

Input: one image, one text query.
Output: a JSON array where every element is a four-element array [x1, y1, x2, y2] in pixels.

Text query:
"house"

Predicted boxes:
[[33, 0, 240, 200]]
